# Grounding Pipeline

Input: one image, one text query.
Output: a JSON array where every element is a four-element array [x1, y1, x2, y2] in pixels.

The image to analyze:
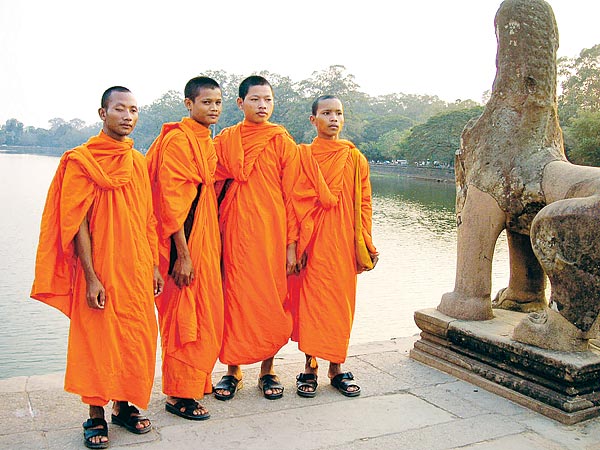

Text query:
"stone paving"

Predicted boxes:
[[1, 336, 599, 449]]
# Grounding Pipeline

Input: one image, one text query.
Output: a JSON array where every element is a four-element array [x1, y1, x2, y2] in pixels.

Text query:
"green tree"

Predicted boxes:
[[133, 90, 187, 150], [1, 118, 24, 145], [259, 70, 310, 142], [376, 129, 409, 161], [564, 111, 600, 166], [398, 106, 484, 165], [365, 93, 447, 123], [558, 44, 600, 124]]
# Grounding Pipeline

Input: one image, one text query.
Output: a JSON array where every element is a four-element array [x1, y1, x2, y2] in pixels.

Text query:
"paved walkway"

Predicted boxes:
[[1, 336, 599, 449]]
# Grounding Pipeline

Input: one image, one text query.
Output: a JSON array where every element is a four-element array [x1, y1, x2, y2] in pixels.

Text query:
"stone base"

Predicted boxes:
[[410, 308, 600, 424]]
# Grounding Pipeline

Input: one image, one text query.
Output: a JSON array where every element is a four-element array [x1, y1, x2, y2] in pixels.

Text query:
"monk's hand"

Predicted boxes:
[[364, 252, 380, 271], [172, 256, 194, 288], [298, 251, 308, 271], [286, 242, 298, 275], [85, 275, 106, 310], [153, 266, 164, 296]]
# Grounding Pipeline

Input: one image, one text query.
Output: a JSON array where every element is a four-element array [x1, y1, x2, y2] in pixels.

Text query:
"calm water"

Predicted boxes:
[[0, 152, 509, 379]]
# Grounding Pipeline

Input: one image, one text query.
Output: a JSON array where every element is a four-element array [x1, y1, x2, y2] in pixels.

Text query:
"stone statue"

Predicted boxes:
[[437, 0, 600, 351]]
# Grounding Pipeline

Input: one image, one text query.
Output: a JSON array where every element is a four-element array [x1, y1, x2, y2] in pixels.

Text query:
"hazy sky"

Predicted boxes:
[[1, 0, 598, 128]]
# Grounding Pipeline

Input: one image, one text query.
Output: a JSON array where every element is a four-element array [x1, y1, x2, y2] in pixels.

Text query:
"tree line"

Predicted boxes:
[[2, 47, 599, 166]]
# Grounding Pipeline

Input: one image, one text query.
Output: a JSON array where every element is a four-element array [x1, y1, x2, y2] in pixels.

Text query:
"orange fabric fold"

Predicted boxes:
[[30, 131, 158, 408], [288, 137, 376, 363], [146, 117, 224, 398], [214, 120, 299, 365]]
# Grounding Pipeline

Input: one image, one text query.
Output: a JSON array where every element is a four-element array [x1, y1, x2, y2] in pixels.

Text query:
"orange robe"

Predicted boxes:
[[288, 137, 376, 363], [146, 117, 224, 398], [214, 120, 299, 365], [30, 131, 158, 408]]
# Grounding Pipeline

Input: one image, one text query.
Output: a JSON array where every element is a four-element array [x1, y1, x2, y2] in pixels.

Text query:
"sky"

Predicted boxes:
[[0, 0, 598, 129]]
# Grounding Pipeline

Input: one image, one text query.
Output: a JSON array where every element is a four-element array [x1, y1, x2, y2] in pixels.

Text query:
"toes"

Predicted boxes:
[[195, 406, 208, 416]]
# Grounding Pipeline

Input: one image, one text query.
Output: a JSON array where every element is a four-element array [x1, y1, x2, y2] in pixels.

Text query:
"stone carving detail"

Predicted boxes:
[[437, 0, 600, 351]]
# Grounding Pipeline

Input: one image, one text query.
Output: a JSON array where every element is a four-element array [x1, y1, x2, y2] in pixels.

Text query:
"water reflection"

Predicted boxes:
[[0, 153, 510, 379], [353, 173, 509, 344]]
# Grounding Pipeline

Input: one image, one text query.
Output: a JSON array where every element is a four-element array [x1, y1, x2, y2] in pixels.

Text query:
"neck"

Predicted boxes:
[[318, 134, 340, 141], [102, 127, 128, 142]]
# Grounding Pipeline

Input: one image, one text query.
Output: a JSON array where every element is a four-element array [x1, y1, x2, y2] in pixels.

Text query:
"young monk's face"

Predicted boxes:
[[237, 85, 274, 124], [99, 91, 138, 141], [310, 98, 344, 140], [185, 87, 222, 128]]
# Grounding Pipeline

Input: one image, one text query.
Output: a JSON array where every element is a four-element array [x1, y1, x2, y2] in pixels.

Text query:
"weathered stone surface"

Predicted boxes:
[[436, 0, 600, 353], [531, 198, 600, 333], [412, 308, 600, 424], [458, 0, 564, 231]]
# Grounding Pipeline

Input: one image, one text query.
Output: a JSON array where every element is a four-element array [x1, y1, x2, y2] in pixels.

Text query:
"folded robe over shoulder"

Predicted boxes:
[[146, 117, 224, 398], [288, 137, 376, 363], [215, 120, 299, 365], [30, 131, 158, 408]]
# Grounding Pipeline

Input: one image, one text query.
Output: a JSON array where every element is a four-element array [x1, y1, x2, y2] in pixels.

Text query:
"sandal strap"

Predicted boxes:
[[260, 374, 283, 389], [332, 371, 354, 383], [215, 375, 240, 390], [114, 405, 148, 424], [296, 373, 318, 383], [172, 398, 200, 412], [83, 417, 108, 430]]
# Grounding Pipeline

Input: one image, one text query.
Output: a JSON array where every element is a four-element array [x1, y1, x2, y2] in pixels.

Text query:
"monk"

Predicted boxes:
[[146, 76, 224, 420], [30, 86, 163, 449], [212, 75, 299, 401], [289, 95, 378, 398]]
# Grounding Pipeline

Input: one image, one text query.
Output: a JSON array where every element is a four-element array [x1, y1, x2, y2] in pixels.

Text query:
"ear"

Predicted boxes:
[[236, 97, 244, 110], [309, 115, 316, 127], [184, 98, 193, 111], [98, 107, 106, 121]]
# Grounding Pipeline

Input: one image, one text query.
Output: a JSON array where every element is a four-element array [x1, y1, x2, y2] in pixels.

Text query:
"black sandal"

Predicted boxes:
[[296, 373, 318, 398], [83, 417, 109, 449], [111, 404, 152, 434], [214, 375, 243, 401], [330, 372, 361, 397], [166, 398, 210, 420], [258, 374, 284, 400]]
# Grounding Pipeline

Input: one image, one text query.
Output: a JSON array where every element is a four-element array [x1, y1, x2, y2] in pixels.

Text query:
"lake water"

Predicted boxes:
[[0, 152, 510, 379]]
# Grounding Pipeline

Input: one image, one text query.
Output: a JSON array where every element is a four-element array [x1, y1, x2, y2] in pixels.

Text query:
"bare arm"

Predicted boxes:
[[171, 227, 194, 288], [74, 215, 106, 309]]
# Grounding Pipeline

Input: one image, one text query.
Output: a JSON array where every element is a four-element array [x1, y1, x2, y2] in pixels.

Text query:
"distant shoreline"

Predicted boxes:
[[1, 146, 456, 184], [370, 163, 455, 183]]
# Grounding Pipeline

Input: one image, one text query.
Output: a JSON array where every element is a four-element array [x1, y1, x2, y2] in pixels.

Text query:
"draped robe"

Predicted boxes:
[[288, 137, 376, 363], [31, 131, 158, 408], [214, 120, 299, 365], [146, 117, 224, 398]]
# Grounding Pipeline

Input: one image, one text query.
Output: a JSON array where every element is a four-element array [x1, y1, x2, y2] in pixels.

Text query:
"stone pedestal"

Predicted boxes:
[[410, 308, 600, 424]]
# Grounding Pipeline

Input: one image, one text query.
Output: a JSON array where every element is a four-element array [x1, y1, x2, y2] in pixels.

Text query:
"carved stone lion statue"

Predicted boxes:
[[437, 0, 600, 351]]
